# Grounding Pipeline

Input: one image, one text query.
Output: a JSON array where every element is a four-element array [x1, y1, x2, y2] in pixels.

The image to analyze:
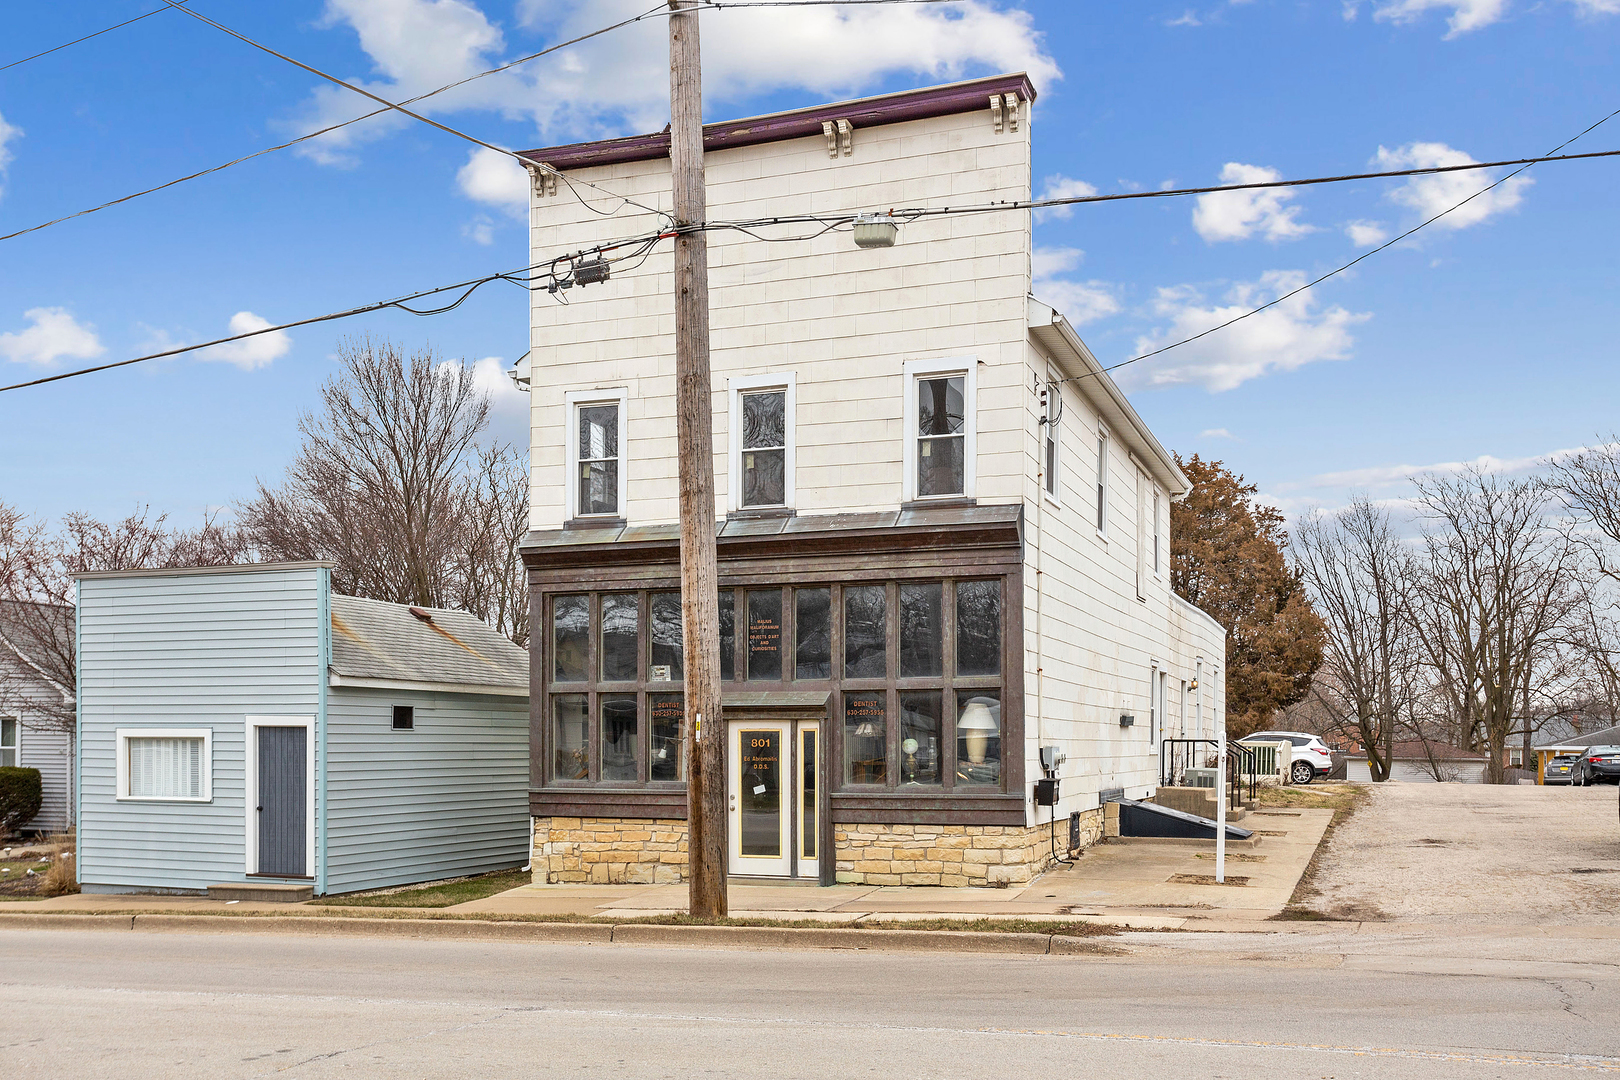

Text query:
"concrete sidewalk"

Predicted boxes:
[[3, 808, 1332, 931]]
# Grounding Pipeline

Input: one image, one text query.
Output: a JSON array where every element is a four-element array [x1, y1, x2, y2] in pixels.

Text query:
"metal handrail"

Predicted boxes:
[[1158, 737, 1258, 809]]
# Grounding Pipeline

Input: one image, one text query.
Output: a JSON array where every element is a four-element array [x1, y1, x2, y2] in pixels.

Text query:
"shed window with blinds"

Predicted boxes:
[[117, 728, 212, 801]]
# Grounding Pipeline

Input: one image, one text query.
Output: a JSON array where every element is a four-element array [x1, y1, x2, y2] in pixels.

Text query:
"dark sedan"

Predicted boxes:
[[1544, 754, 1578, 785], [1573, 746, 1620, 785]]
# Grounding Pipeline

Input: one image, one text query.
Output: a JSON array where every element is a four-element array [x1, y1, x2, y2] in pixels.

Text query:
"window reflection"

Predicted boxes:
[[794, 588, 831, 679], [899, 691, 942, 786], [899, 582, 942, 678], [552, 694, 588, 780], [955, 690, 1001, 787], [648, 591, 683, 681], [552, 595, 588, 683], [843, 692, 887, 785], [600, 593, 639, 681], [649, 693, 684, 781], [600, 694, 638, 782], [844, 586, 886, 679]]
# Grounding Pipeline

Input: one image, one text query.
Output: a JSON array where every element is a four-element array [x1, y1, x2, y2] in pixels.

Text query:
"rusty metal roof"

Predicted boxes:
[[329, 594, 527, 695]]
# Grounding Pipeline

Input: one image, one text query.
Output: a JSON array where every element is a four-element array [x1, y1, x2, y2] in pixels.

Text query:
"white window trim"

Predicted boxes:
[[244, 715, 316, 879], [564, 387, 629, 521], [902, 356, 977, 503], [115, 727, 213, 802], [0, 714, 19, 769], [1041, 372, 1062, 507], [726, 371, 796, 512], [1152, 486, 1163, 578], [1095, 425, 1110, 541]]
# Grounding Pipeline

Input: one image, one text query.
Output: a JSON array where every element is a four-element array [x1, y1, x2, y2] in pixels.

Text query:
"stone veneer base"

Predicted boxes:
[[532, 809, 1105, 887]]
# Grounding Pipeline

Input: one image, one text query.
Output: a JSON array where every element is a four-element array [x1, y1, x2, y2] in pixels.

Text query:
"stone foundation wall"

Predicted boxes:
[[531, 809, 1106, 887], [532, 817, 688, 884], [834, 811, 1104, 887]]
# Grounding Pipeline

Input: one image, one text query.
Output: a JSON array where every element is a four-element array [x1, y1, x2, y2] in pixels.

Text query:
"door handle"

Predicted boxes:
[[256, 806, 263, 811]]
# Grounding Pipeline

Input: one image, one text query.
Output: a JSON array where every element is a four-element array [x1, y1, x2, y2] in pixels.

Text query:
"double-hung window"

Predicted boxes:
[[1152, 486, 1163, 576], [566, 388, 628, 520], [0, 716, 16, 767], [728, 373, 795, 511], [1042, 375, 1061, 501], [903, 357, 976, 502]]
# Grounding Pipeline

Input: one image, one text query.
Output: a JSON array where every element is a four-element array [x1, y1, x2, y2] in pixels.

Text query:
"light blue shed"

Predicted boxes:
[[75, 562, 530, 897]]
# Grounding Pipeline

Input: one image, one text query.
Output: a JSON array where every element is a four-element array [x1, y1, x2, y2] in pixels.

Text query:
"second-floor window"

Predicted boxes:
[[903, 357, 976, 502], [566, 388, 627, 519], [729, 373, 795, 511]]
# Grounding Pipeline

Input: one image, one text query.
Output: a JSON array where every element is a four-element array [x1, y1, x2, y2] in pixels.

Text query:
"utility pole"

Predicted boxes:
[[669, 0, 726, 918]]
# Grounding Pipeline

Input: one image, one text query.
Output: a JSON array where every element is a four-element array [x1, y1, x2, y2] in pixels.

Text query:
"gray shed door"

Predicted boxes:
[[257, 726, 307, 876]]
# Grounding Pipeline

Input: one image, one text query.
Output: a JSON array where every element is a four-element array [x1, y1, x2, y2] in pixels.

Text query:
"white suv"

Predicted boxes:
[[1239, 731, 1335, 785]]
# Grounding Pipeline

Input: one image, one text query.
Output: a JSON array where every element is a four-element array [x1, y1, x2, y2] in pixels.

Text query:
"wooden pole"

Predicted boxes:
[[669, 0, 726, 918]]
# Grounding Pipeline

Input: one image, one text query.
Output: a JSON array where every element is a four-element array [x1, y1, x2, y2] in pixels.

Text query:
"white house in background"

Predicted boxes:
[[516, 73, 1227, 888], [0, 603, 74, 834]]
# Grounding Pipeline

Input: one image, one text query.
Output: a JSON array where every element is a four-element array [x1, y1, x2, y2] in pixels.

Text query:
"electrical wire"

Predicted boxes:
[[0, 3, 188, 74], [157, 1, 672, 224], [0, 4, 678, 245], [0, 225, 676, 394]]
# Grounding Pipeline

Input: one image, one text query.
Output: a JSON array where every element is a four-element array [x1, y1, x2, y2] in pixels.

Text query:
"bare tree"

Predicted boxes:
[[1292, 496, 1419, 782], [239, 337, 489, 609], [1411, 469, 1584, 784], [239, 336, 530, 644], [454, 444, 531, 647]]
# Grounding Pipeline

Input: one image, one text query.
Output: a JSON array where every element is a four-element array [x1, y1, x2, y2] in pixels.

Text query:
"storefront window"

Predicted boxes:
[[545, 576, 1005, 792]]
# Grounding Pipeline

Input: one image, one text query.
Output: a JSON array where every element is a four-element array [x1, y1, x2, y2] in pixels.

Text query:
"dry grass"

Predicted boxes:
[[0, 833, 76, 900], [1254, 783, 1367, 812], [313, 868, 529, 909], [1268, 785, 1373, 921]]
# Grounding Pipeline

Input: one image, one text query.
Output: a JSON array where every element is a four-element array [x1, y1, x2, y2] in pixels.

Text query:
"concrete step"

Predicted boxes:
[[207, 882, 313, 903]]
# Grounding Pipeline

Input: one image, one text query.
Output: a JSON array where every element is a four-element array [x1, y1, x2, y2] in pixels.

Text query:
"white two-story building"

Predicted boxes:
[[519, 73, 1226, 887]]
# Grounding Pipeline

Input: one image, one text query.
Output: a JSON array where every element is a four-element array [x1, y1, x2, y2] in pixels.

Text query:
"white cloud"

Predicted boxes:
[[202, 311, 292, 370], [1031, 247, 1121, 326], [1165, 9, 1202, 26], [288, 0, 1059, 169], [1192, 162, 1314, 243], [1345, 219, 1390, 246], [456, 146, 529, 214], [462, 215, 496, 245], [0, 308, 104, 368], [1200, 428, 1235, 439], [1278, 442, 1603, 493], [1375, 141, 1531, 230], [1372, 0, 1508, 36], [1126, 270, 1370, 392], [1033, 174, 1098, 222], [1570, 0, 1620, 13], [469, 355, 530, 443], [0, 110, 21, 199]]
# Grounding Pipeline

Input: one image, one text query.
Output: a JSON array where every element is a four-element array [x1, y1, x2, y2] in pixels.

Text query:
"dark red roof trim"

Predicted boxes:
[[522, 72, 1037, 171]]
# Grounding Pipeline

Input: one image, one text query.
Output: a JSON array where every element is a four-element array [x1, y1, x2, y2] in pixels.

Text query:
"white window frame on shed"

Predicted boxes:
[[243, 715, 316, 879], [727, 371, 796, 512], [564, 387, 629, 521], [902, 356, 977, 503], [0, 715, 18, 768], [115, 728, 213, 802]]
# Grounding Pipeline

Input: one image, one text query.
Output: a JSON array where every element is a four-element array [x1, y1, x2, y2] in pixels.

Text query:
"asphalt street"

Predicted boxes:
[[3, 926, 1619, 1078]]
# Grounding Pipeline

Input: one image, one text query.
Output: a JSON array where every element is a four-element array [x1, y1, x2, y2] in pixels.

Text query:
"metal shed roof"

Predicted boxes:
[[328, 594, 528, 698]]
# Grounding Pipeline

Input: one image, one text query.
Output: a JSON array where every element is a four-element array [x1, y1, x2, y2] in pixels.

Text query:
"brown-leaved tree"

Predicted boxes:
[[1171, 454, 1324, 737]]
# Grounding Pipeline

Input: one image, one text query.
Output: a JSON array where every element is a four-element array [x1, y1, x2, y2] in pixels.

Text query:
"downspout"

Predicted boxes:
[[317, 568, 330, 896]]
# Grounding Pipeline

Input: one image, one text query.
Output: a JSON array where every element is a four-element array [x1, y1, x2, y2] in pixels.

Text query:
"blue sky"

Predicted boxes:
[[1, 0, 1616, 527]]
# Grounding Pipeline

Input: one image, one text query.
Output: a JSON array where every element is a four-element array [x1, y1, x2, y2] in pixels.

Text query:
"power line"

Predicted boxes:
[[1063, 103, 1620, 386], [0, 3, 676, 245], [0, 226, 675, 394], [158, 0, 672, 223], [0, 4, 187, 74]]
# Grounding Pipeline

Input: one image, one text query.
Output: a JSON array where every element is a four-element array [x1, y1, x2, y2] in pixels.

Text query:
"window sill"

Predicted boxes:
[[564, 517, 627, 530], [900, 497, 977, 511], [726, 506, 795, 521], [116, 795, 212, 803]]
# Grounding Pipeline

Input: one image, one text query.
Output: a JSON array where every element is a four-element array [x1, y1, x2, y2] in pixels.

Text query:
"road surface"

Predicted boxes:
[[3, 926, 1618, 1078]]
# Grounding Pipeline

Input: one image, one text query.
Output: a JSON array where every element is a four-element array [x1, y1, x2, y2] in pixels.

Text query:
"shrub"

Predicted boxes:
[[0, 767, 44, 836]]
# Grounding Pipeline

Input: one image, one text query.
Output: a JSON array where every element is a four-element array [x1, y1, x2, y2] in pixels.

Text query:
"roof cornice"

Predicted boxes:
[[523, 72, 1036, 172]]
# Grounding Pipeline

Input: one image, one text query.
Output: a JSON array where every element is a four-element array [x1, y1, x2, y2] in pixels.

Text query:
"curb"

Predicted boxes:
[[0, 912, 1116, 955]]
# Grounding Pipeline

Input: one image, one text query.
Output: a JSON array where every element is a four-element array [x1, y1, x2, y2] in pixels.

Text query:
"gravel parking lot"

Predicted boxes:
[[1305, 782, 1620, 924]]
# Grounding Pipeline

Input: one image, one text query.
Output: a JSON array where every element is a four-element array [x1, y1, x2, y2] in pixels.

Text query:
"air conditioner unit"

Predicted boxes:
[[1183, 767, 1218, 789]]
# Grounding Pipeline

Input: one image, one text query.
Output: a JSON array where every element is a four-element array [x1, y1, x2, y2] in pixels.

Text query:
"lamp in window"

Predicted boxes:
[[956, 699, 998, 765]]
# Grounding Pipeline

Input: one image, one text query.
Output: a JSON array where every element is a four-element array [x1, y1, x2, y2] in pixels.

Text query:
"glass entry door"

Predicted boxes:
[[727, 720, 820, 879]]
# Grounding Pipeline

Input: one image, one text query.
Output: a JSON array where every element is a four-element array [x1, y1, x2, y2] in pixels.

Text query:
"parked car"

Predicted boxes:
[[1544, 754, 1578, 785], [1573, 746, 1620, 786], [1238, 730, 1335, 785]]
